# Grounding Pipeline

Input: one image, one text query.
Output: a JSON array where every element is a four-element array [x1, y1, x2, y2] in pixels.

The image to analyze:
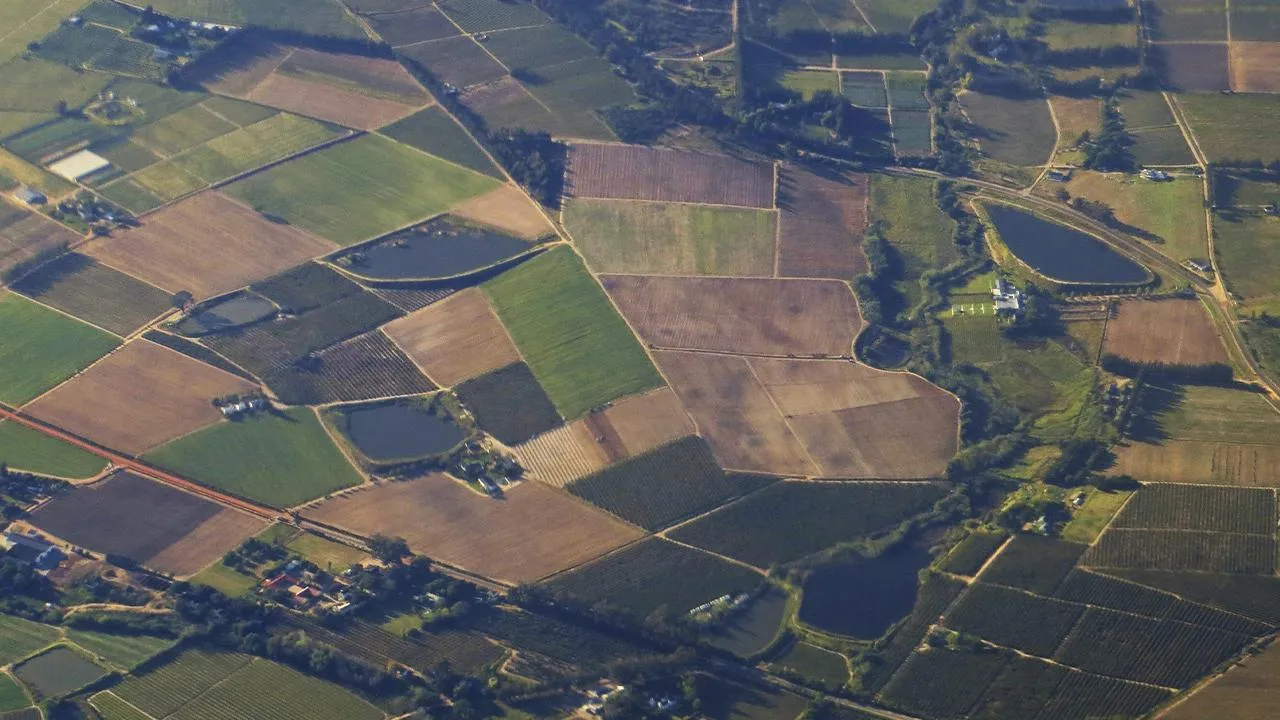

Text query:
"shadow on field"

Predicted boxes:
[[1126, 383, 1183, 444]]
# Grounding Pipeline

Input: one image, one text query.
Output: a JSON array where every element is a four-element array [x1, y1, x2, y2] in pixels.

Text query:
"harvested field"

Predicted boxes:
[[0, 291, 119, 406], [29, 471, 266, 575], [591, 387, 695, 459], [26, 340, 256, 454], [262, 330, 435, 406], [776, 166, 869, 279], [11, 253, 171, 336], [1229, 42, 1280, 93], [0, 203, 79, 281], [513, 422, 609, 488], [566, 144, 775, 208], [382, 287, 520, 386], [455, 362, 561, 445], [304, 473, 644, 583], [1103, 299, 1228, 366], [602, 275, 860, 356], [563, 198, 777, 276], [450, 184, 554, 239], [82, 191, 336, 300], [1111, 441, 1280, 487], [276, 47, 428, 104], [1156, 42, 1231, 92], [246, 73, 418, 131]]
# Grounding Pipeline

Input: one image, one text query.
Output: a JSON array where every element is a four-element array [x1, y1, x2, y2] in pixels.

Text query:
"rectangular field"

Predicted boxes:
[[382, 287, 520, 387], [455, 362, 562, 445], [377, 105, 502, 179], [879, 647, 1009, 719], [1111, 441, 1280, 487], [1214, 210, 1280, 306], [1102, 299, 1227, 366], [1156, 42, 1231, 92], [590, 386, 696, 460], [0, 203, 79, 281], [304, 472, 644, 583], [0, 615, 60, 666], [224, 134, 500, 245], [1229, 42, 1280, 93], [29, 471, 265, 575], [397, 36, 508, 89], [1111, 484, 1276, 534], [958, 91, 1057, 167], [979, 535, 1087, 595], [1083, 528, 1276, 573], [483, 247, 663, 420], [168, 113, 344, 186], [1179, 93, 1280, 163], [1136, 384, 1280, 445], [944, 582, 1084, 657], [1057, 172, 1206, 265], [566, 143, 775, 208], [776, 166, 869, 279], [512, 421, 609, 487], [262, 330, 435, 406], [0, 291, 119, 405], [11, 253, 171, 336]]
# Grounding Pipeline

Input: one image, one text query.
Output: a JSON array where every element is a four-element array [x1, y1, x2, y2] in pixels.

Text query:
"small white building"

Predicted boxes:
[[1140, 169, 1171, 182], [992, 278, 1024, 315]]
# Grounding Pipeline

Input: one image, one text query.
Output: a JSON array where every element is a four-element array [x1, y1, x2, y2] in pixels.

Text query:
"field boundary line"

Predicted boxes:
[[743, 359, 823, 476], [658, 534, 768, 575], [847, 0, 877, 33], [91, 691, 159, 720], [431, 5, 561, 120], [969, 533, 1013, 582]]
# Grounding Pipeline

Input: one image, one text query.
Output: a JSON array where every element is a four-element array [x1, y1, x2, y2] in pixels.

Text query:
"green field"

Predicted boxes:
[[769, 640, 848, 687], [141, 0, 366, 38], [0, 672, 28, 714], [0, 292, 119, 405], [482, 247, 663, 419], [66, 630, 173, 671], [1230, 0, 1280, 41], [190, 561, 259, 597], [0, 58, 110, 116], [564, 198, 777, 276], [169, 113, 342, 185], [1056, 172, 1207, 262], [1215, 171, 1280, 207], [1214, 210, 1280, 307], [869, 175, 959, 313], [837, 53, 926, 71], [780, 69, 840, 99], [0, 419, 107, 479], [90, 691, 152, 720], [1138, 384, 1280, 445], [0, 0, 85, 64], [12, 252, 172, 336], [1180, 94, 1280, 163], [144, 407, 364, 507], [1042, 19, 1138, 51], [959, 91, 1057, 167], [0, 615, 59, 666], [840, 71, 887, 107], [855, 0, 936, 34], [132, 103, 236, 157], [1130, 126, 1197, 166], [285, 532, 367, 572], [225, 133, 499, 245], [377, 106, 501, 179]]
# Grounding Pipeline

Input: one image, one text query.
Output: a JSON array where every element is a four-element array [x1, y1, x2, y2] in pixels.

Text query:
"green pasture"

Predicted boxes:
[[1214, 171, 1280, 207], [1042, 19, 1138, 51], [837, 53, 926, 71], [1057, 172, 1207, 263], [1214, 210, 1280, 307], [564, 198, 776, 276], [0, 672, 29, 714], [959, 91, 1057, 168], [1130, 126, 1197, 167], [131, 103, 235, 157], [225, 133, 499, 245], [285, 532, 367, 571], [483, 247, 662, 419], [138, 0, 366, 38], [1180, 94, 1280, 163], [1139, 384, 1280, 446], [378, 106, 501, 179], [855, 0, 936, 34], [172, 112, 341, 184], [0, 292, 119, 405], [0, 0, 84, 64], [190, 562, 259, 597], [781, 69, 839, 99], [145, 407, 364, 508], [66, 630, 173, 671], [1061, 489, 1134, 544], [437, 0, 552, 33], [0, 420, 107, 479], [869, 175, 959, 312], [0, 614, 59, 666], [0, 58, 110, 115], [1117, 90, 1176, 130]]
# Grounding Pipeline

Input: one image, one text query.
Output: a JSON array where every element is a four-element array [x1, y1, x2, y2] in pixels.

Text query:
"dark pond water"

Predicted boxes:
[[798, 544, 932, 639], [337, 217, 529, 280], [175, 292, 276, 335], [984, 204, 1149, 284], [707, 586, 789, 658], [341, 403, 466, 462]]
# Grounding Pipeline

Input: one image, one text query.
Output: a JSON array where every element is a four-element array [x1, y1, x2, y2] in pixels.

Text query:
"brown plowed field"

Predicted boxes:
[[1229, 42, 1280, 93], [450, 185, 554, 239], [654, 350, 817, 476], [25, 339, 256, 454], [566, 144, 776, 208], [513, 422, 609, 487], [1111, 441, 1280, 488], [776, 166, 869, 279], [594, 387, 695, 458], [246, 73, 420, 130], [82, 191, 337, 300], [383, 288, 521, 386], [602, 275, 860, 356], [1157, 42, 1231, 92], [1102, 298, 1228, 366], [304, 473, 642, 583], [29, 471, 266, 576]]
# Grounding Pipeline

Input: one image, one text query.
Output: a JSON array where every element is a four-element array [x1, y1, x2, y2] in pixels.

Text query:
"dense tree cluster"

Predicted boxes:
[[1082, 100, 1136, 172]]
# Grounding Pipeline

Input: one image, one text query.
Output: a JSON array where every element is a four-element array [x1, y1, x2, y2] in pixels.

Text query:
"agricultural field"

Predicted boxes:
[[563, 198, 777, 276], [767, 640, 848, 688], [1049, 172, 1207, 263], [13, 647, 106, 699], [840, 72, 887, 107], [1111, 440, 1280, 487], [880, 646, 1010, 720], [29, 470, 266, 575], [450, 184, 554, 240], [854, 0, 936, 34], [1129, 384, 1280, 445], [603, 276, 860, 356], [669, 481, 947, 568], [26, 340, 256, 454], [483, 247, 663, 420], [0, 615, 60, 666], [943, 582, 1085, 656], [382, 288, 520, 387], [957, 91, 1057, 168], [697, 676, 811, 720], [1214, 210, 1280, 309], [512, 421, 609, 488], [1111, 484, 1277, 534], [362, 6, 461, 47], [566, 144, 776, 208], [868, 175, 960, 311], [566, 436, 771, 531], [0, 419, 108, 479], [937, 529, 1008, 576], [224, 134, 500, 245], [66, 629, 174, 671], [82, 191, 337, 300], [397, 35, 508, 89], [145, 407, 363, 508], [11, 253, 171, 336], [979, 535, 1086, 595], [1156, 43, 1231, 92], [282, 615, 503, 676], [378, 105, 502, 179], [1055, 570, 1271, 635], [581, 387, 696, 461], [1083, 528, 1276, 573], [304, 473, 643, 583], [1147, 0, 1228, 41], [455, 362, 562, 445], [1178, 93, 1280, 163], [0, 202, 80, 282], [1060, 489, 1134, 544], [0, 291, 119, 405], [1102, 298, 1227, 366], [0, 673, 28, 715], [776, 166, 869, 279], [544, 537, 763, 616], [163, 112, 345, 187], [263, 330, 435, 406], [1112, 570, 1280, 625], [1163, 640, 1280, 720]]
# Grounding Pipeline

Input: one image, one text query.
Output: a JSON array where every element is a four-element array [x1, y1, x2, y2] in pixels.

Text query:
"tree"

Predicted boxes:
[[1082, 99, 1135, 172], [368, 534, 410, 564], [170, 290, 194, 311]]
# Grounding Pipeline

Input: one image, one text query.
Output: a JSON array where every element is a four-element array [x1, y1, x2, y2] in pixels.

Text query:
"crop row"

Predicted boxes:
[[263, 330, 434, 406], [943, 583, 1083, 657], [1111, 569, 1280, 625], [938, 529, 1008, 576], [456, 362, 562, 445], [1113, 484, 1277, 534], [114, 649, 253, 719], [979, 535, 1087, 594], [164, 656, 381, 720], [880, 646, 1010, 719], [1056, 570, 1273, 636], [1083, 529, 1277, 574], [465, 608, 652, 670], [283, 616, 503, 675]]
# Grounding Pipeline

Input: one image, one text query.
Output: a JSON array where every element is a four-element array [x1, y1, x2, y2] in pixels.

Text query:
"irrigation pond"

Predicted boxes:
[[983, 203, 1149, 285], [335, 216, 529, 280], [798, 544, 932, 639], [336, 401, 467, 463]]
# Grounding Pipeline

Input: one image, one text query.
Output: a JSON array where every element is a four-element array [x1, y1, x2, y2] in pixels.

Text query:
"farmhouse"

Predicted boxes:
[[1187, 258, 1213, 274], [1140, 169, 1172, 182], [992, 278, 1024, 315], [14, 186, 45, 205], [1, 531, 64, 570]]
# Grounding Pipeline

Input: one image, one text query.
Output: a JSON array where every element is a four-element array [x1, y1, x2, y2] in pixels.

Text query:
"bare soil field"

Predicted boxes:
[[82, 191, 337, 299], [1156, 42, 1231, 92], [1229, 42, 1280, 93], [1102, 299, 1229, 366], [776, 166, 869, 279], [513, 422, 610, 488], [1111, 441, 1280, 488], [594, 387, 695, 459], [450, 185, 554, 239], [601, 275, 860, 356], [304, 473, 642, 583], [382, 288, 520, 386], [654, 350, 817, 476], [25, 340, 256, 454], [29, 471, 266, 575], [566, 144, 776, 208], [0, 204, 79, 280], [245, 73, 419, 131]]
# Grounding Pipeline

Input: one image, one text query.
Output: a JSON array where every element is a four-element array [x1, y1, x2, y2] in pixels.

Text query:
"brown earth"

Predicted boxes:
[[1111, 441, 1280, 488], [143, 506, 269, 576], [245, 73, 421, 131], [25, 339, 257, 454], [594, 387, 695, 458], [0, 205, 81, 280], [276, 48, 430, 104], [450, 184, 554, 239], [601, 275, 861, 356], [776, 165, 869, 279], [1229, 42, 1280, 93], [513, 423, 610, 488], [82, 191, 337, 300], [1156, 42, 1231, 92], [566, 144, 776, 208], [1102, 298, 1229, 366], [382, 287, 521, 386], [303, 473, 643, 583]]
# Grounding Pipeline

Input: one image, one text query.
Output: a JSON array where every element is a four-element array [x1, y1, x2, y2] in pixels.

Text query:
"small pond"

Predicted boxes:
[[984, 204, 1149, 285], [798, 544, 932, 640], [336, 216, 529, 280], [339, 402, 467, 462], [707, 586, 789, 658], [175, 292, 276, 336]]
